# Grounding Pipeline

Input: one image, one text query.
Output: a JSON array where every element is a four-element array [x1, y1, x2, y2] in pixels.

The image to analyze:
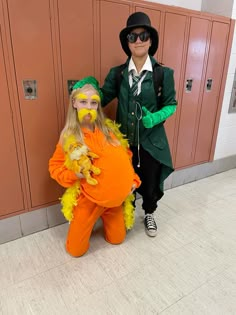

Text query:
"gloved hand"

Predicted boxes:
[[142, 105, 177, 128], [142, 107, 160, 129]]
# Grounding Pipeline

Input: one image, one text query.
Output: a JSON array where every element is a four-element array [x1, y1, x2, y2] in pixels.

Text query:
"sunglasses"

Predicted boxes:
[[127, 31, 150, 43]]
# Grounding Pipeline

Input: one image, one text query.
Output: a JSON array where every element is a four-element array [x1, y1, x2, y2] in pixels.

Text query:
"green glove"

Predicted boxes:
[[142, 105, 177, 128]]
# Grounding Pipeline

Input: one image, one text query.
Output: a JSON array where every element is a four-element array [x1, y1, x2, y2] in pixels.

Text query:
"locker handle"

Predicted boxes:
[[185, 79, 193, 93], [206, 78, 213, 91]]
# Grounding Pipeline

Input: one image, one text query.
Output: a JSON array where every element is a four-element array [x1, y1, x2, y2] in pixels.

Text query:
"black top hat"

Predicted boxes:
[[119, 12, 159, 57]]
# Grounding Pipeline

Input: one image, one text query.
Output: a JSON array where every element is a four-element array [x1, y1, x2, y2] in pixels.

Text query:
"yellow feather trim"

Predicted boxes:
[[104, 118, 129, 149], [60, 181, 80, 221], [123, 193, 135, 230], [60, 134, 82, 221]]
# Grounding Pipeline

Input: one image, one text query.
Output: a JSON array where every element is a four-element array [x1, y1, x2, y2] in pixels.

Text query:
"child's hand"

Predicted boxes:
[[130, 183, 136, 195], [76, 173, 84, 179]]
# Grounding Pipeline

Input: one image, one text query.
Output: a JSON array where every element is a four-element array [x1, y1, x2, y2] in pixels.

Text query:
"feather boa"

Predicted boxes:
[[60, 182, 80, 221], [60, 118, 135, 229]]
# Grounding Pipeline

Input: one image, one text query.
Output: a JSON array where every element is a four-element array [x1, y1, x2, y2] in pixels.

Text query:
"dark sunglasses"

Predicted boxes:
[[127, 31, 150, 43]]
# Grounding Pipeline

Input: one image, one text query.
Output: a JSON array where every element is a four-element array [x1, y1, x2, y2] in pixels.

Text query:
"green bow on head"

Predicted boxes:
[[72, 76, 103, 101]]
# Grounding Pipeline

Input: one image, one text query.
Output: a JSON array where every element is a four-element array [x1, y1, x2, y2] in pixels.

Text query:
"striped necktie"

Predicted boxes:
[[131, 70, 147, 96]]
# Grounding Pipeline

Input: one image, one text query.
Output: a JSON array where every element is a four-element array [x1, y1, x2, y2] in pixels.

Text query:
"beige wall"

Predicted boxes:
[[144, 0, 202, 10]]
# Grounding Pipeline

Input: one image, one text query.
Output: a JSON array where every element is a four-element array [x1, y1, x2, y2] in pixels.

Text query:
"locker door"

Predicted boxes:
[[175, 17, 210, 168], [100, 0, 131, 119], [57, 0, 94, 105], [100, 0, 131, 82], [7, 0, 62, 208], [194, 22, 229, 163], [161, 12, 187, 159], [0, 29, 25, 216]]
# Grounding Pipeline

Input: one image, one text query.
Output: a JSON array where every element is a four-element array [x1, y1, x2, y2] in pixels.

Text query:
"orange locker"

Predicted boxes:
[[175, 17, 210, 168], [56, 0, 95, 107], [161, 12, 188, 160], [194, 21, 230, 163], [99, 0, 131, 119], [100, 0, 131, 83], [5, 0, 62, 208], [0, 29, 25, 216]]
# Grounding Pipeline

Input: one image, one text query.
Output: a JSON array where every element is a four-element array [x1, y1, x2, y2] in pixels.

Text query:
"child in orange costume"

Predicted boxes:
[[49, 76, 141, 257]]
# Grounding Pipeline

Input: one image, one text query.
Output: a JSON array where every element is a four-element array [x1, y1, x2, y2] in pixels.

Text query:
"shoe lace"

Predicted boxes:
[[145, 214, 157, 230]]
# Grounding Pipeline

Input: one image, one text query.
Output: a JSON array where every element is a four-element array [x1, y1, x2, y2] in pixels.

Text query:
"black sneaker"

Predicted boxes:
[[144, 214, 157, 237]]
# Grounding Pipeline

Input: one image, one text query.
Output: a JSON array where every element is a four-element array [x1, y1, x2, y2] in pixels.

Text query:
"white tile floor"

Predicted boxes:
[[0, 169, 236, 315]]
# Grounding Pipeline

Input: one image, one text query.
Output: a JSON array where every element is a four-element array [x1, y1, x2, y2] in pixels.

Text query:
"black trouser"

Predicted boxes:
[[130, 145, 161, 214]]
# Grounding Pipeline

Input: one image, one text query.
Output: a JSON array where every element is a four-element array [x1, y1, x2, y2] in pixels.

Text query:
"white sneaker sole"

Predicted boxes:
[[145, 228, 157, 237]]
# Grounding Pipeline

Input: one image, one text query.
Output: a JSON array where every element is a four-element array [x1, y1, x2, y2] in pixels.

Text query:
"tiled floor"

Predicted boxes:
[[0, 169, 236, 315]]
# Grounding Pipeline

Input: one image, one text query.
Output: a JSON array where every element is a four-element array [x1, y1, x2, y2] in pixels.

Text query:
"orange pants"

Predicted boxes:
[[66, 194, 126, 257]]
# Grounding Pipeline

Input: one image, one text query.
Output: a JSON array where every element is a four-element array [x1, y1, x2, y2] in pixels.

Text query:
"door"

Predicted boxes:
[[194, 22, 230, 163], [57, 0, 95, 106], [175, 17, 210, 168], [6, 0, 62, 208], [0, 27, 25, 216], [100, 0, 131, 119], [161, 12, 187, 160]]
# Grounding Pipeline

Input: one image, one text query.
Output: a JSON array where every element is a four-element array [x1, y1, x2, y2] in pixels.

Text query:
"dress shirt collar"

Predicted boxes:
[[128, 55, 152, 75]]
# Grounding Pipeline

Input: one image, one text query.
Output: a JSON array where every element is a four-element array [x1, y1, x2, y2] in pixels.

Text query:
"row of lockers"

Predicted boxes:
[[0, 0, 234, 218]]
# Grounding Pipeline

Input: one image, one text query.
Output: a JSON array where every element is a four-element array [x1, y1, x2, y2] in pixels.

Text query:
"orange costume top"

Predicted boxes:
[[49, 127, 141, 208]]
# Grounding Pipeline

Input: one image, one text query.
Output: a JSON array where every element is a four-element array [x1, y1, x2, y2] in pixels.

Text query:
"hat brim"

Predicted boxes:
[[119, 25, 159, 56]]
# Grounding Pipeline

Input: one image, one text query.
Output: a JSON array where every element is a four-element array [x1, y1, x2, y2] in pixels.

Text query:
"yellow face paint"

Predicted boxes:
[[91, 94, 101, 102], [75, 93, 88, 100], [78, 108, 97, 123]]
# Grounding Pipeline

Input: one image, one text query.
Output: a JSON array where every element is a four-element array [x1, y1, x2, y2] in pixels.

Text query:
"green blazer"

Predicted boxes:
[[101, 56, 177, 197]]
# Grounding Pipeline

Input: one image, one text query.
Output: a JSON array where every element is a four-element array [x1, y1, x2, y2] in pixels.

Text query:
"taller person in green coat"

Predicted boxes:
[[101, 12, 177, 237]]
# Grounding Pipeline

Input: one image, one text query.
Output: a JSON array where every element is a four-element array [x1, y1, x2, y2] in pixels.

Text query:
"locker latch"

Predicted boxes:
[[206, 78, 213, 91], [23, 80, 37, 99], [185, 79, 193, 92]]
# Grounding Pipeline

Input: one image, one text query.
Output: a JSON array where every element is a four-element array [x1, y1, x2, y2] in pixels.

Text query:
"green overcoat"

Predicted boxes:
[[101, 56, 177, 199]]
